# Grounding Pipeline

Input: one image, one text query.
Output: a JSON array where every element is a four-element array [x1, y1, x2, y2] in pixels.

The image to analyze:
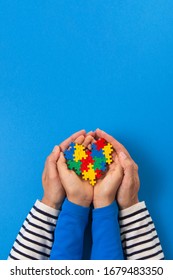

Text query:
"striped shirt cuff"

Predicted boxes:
[[119, 202, 164, 260], [8, 200, 60, 260]]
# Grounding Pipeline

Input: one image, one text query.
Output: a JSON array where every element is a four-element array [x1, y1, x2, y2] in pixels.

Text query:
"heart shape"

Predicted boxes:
[[64, 138, 113, 186]]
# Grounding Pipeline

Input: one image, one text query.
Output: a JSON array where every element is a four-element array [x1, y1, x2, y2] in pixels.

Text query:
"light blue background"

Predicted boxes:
[[0, 1, 173, 259]]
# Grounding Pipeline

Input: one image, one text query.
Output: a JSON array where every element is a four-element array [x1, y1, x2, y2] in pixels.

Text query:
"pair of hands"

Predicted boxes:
[[41, 129, 140, 210]]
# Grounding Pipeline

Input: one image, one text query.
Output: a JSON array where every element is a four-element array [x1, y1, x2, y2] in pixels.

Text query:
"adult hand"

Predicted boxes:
[[57, 135, 95, 207], [41, 129, 87, 209], [95, 129, 140, 210]]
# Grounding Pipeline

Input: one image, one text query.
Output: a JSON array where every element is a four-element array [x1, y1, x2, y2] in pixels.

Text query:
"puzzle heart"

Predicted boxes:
[[64, 138, 113, 186]]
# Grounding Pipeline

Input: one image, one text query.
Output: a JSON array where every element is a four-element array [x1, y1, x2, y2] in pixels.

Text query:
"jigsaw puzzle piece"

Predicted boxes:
[[67, 159, 82, 175], [95, 138, 107, 150], [74, 143, 88, 162], [91, 143, 105, 158], [102, 143, 113, 164], [93, 156, 106, 170], [64, 142, 76, 160], [100, 161, 107, 171], [81, 150, 94, 172], [82, 163, 97, 186], [95, 168, 102, 179]]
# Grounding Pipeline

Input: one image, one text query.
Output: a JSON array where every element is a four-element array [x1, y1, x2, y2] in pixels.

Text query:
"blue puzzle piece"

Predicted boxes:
[[64, 142, 75, 160], [91, 143, 105, 158], [91, 143, 97, 150], [100, 161, 107, 171], [64, 149, 74, 160]]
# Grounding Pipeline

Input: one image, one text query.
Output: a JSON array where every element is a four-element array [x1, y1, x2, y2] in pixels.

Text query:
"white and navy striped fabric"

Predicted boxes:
[[8, 200, 164, 260], [119, 202, 164, 260], [8, 201, 59, 260]]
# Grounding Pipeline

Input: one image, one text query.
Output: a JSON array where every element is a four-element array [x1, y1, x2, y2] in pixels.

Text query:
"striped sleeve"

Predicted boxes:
[[8, 200, 60, 260], [119, 202, 164, 260]]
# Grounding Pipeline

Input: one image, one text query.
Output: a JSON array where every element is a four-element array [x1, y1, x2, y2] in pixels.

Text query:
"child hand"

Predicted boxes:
[[57, 135, 95, 207], [93, 151, 123, 208], [41, 130, 86, 209]]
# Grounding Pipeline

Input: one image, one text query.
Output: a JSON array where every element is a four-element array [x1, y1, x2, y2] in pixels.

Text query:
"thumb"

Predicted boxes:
[[118, 151, 130, 168], [57, 152, 69, 174], [52, 145, 61, 160], [118, 151, 135, 173], [46, 146, 60, 177]]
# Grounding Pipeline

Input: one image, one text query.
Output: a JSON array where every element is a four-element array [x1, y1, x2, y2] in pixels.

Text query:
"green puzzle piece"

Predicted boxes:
[[93, 156, 106, 170], [67, 160, 82, 175]]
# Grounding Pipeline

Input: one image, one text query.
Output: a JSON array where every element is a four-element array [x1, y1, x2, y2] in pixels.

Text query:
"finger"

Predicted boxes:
[[122, 164, 137, 186], [87, 131, 96, 138], [82, 135, 94, 147], [42, 168, 46, 181], [59, 129, 86, 151], [74, 135, 85, 144], [57, 152, 69, 174], [95, 128, 131, 158], [112, 151, 118, 163], [45, 146, 60, 165], [88, 136, 96, 150], [109, 152, 120, 170], [113, 154, 124, 175], [118, 152, 136, 172], [45, 146, 61, 178]]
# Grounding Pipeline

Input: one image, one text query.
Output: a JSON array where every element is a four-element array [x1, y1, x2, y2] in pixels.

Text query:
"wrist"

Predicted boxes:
[[93, 191, 115, 209], [118, 197, 139, 210], [93, 198, 114, 209], [67, 195, 92, 207], [41, 196, 63, 210]]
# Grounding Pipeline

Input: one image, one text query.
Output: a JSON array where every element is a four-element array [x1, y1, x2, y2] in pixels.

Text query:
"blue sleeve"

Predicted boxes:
[[91, 201, 124, 260], [50, 198, 90, 260]]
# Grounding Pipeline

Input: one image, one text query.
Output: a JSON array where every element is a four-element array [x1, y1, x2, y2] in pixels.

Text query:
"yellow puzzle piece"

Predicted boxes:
[[102, 143, 113, 164], [82, 163, 97, 186], [73, 143, 88, 162]]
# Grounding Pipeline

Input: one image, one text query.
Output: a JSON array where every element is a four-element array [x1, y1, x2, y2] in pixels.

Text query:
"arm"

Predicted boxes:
[[9, 200, 164, 260], [96, 129, 164, 260], [91, 202, 124, 260], [8, 200, 59, 260], [50, 199, 90, 260], [50, 135, 94, 259], [119, 202, 164, 260], [92, 146, 124, 260]]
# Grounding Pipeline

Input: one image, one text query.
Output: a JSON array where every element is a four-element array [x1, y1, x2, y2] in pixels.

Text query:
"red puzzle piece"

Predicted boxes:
[[80, 150, 94, 172], [95, 138, 107, 151], [95, 168, 102, 179]]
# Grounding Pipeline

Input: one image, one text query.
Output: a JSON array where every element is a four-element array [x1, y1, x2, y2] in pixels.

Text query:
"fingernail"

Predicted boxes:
[[119, 151, 127, 159], [53, 145, 59, 152]]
